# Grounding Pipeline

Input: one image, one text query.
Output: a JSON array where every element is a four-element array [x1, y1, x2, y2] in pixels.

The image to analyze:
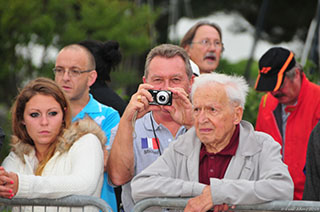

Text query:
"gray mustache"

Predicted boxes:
[[204, 52, 217, 59]]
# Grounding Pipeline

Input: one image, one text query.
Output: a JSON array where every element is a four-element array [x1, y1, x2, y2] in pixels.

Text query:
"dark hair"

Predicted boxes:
[[78, 40, 122, 82], [180, 21, 223, 49]]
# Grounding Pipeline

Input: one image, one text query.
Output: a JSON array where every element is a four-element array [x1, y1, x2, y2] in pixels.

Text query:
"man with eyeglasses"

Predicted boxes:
[[107, 44, 194, 212], [54, 44, 120, 212], [180, 21, 224, 74]]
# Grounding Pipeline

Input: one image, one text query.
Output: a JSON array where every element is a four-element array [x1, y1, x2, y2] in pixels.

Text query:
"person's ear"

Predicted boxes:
[[294, 68, 300, 79], [88, 70, 97, 87], [184, 45, 191, 56], [143, 76, 147, 83], [188, 75, 195, 94], [233, 105, 243, 125]]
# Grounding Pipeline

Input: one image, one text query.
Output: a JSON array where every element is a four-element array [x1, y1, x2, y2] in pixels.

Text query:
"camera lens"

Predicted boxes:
[[156, 91, 169, 105]]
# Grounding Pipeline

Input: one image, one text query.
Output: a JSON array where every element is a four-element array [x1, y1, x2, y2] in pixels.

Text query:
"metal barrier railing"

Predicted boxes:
[[133, 197, 320, 212], [0, 195, 113, 212]]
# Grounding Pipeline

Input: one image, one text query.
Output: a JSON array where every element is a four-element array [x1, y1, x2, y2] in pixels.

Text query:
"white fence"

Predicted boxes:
[[133, 198, 320, 212], [0, 195, 112, 212]]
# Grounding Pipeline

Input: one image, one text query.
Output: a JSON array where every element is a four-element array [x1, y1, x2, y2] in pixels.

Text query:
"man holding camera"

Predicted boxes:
[[107, 44, 194, 212]]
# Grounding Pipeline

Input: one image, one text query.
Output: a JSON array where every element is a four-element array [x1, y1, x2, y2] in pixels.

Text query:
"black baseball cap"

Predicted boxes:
[[255, 47, 296, 92]]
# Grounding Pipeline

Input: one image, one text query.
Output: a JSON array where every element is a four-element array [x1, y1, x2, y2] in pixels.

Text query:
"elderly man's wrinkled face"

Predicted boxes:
[[192, 83, 242, 153]]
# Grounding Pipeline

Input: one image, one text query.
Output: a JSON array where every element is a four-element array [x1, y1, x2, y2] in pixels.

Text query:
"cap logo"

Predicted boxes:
[[260, 67, 272, 74]]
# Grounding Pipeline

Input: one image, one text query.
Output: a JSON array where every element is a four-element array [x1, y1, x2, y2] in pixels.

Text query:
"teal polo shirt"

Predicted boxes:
[[73, 94, 120, 212]]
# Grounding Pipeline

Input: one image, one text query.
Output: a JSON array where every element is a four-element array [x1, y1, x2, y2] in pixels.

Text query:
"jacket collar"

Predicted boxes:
[[173, 121, 262, 180], [236, 120, 262, 156], [224, 120, 262, 179], [174, 121, 261, 157]]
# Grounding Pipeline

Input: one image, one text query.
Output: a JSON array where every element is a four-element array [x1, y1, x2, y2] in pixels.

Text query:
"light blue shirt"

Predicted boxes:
[[73, 94, 120, 212]]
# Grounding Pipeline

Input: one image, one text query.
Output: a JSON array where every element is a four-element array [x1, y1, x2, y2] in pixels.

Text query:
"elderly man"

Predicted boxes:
[[131, 72, 293, 211], [180, 21, 223, 74], [107, 44, 194, 212], [254, 47, 320, 200]]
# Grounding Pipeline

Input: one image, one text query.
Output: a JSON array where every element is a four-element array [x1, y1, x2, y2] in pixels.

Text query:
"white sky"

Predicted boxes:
[[169, 12, 304, 63], [23, 12, 305, 67]]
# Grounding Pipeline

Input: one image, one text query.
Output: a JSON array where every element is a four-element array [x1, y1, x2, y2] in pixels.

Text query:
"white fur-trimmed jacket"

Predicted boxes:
[[2, 116, 106, 199]]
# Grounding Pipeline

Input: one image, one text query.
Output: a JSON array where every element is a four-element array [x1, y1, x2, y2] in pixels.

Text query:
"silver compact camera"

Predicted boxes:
[[148, 89, 172, 106]]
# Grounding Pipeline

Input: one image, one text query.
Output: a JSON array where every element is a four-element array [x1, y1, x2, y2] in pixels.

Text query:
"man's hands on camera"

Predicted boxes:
[[123, 84, 160, 122], [123, 83, 193, 128]]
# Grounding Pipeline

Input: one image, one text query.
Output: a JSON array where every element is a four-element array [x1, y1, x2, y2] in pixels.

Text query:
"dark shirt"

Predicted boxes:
[[90, 81, 127, 116], [303, 121, 320, 200], [199, 124, 240, 185]]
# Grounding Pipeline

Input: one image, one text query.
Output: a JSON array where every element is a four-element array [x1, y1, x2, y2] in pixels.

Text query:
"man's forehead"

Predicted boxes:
[[194, 84, 227, 101], [58, 46, 87, 57], [56, 48, 88, 67], [148, 72, 184, 78], [150, 55, 184, 65], [194, 25, 221, 40], [148, 56, 187, 75]]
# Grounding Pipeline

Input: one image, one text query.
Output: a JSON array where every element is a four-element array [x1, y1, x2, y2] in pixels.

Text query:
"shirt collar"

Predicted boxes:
[[142, 112, 187, 135], [72, 94, 101, 122], [200, 124, 240, 159], [81, 94, 103, 113], [143, 112, 158, 131]]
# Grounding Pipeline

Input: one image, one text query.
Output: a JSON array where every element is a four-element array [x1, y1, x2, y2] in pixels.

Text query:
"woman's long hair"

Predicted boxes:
[[11, 77, 72, 175]]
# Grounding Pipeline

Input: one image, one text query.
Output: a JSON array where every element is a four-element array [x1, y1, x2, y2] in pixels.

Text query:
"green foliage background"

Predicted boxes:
[[0, 0, 158, 161], [1, 0, 319, 162], [217, 58, 264, 125]]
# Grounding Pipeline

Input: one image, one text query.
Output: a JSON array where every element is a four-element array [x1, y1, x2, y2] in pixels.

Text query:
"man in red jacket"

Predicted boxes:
[[254, 47, 320, 200]]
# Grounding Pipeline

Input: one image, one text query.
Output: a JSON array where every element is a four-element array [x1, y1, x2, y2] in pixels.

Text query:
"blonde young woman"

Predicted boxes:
[[0, 77, 105, 201]]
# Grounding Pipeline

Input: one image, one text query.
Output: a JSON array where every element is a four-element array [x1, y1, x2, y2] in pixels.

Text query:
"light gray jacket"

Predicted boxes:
[[131, 121, 294, 205]]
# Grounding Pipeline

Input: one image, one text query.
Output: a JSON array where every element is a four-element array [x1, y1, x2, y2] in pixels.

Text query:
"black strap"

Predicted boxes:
[[150, 114, 162, 155]]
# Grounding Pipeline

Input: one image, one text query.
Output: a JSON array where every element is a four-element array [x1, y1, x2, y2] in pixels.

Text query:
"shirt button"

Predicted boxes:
[[168, 138, 172, 142], [210, 169, 214, 173], [210, 156, 215, 159]]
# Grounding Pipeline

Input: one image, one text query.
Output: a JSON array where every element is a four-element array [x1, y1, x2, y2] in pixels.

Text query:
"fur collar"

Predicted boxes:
[[11, 116, 107, 163]]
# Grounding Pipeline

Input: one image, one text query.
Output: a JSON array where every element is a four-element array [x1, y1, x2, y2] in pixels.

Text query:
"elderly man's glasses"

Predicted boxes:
[[52, 68, 93, 78], [191, 39, 223, 49]]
